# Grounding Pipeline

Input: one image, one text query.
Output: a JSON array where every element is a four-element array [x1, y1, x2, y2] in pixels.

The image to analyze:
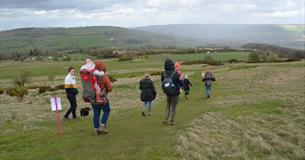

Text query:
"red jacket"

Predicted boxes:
[[95, 61, 112, 93]]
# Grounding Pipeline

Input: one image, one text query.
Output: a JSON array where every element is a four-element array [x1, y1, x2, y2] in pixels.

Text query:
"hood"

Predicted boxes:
[[95, 61, 106, 72], [164, 59, 175, 71]]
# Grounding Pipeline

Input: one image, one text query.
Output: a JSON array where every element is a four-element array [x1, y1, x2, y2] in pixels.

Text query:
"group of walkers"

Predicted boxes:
[[63, 58, 215, 135]]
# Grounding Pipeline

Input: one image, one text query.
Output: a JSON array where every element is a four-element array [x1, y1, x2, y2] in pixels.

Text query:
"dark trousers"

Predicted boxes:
[[92, 103, 111, 129], [165, 95, 179, 121], [64, 94, 77, 118]]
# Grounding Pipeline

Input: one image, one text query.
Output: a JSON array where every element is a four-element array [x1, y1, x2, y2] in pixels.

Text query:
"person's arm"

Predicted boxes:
[[175, 72, 183, 87], [93, 70, 105, 76], [139, 80, 143, 90], [161, 71, 165, 82], [103, 76, 113, 93], [188, 80, 192, 86], [151, 81, 157, 98]]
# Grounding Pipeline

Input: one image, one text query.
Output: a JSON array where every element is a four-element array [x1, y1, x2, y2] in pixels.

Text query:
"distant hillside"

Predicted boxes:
[[242, 43, 305, 58], [0, 26, 202, 54], [135, 24, 304, 50]]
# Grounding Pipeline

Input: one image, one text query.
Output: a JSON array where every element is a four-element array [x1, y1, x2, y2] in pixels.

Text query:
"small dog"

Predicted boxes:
[[80, 107, 91, 117]]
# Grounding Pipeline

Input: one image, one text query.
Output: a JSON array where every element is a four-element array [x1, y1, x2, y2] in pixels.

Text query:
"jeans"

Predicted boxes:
[[92, 103, 111, 129], [165, 95, 179, 121], [205, 85, 212, 97], [64, 94, 77, 118], [142, 101, 152, 112]]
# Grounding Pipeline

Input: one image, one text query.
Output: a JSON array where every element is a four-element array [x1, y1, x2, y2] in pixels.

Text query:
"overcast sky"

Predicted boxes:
[[0, 0, 304, 31]]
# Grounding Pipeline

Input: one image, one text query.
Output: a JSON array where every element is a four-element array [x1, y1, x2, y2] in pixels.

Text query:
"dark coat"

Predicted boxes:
[[161, 59, 182, 96], [183, 79, 192, 90], [139, 78, 156, 102]]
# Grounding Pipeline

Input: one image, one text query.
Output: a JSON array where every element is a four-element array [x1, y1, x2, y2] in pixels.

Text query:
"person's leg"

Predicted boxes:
[[142, 101, 147, 116], [71, 94, 77, 118], [185, 90, 189, 100], [100, 103, 111, 134], [163, 96, 172, 123], [169, 96, 179, 124], [101, 103, 111, 126], [205, 85, 209, 98], [147, 101, 152, 114], [207, 86, 211, 98], [92, 104, 101, 129], [64, 95, 73, 118]]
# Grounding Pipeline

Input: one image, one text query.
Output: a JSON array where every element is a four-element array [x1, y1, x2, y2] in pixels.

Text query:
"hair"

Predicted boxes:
[[68, 66, 74, 73], [145, 73, 150, 78]]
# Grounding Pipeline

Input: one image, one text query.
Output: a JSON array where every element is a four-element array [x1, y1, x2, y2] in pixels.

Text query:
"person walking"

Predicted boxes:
[[139, 73, 157, 116], [202, 71, 216, 98], [64, 67, 79, 120], [91, 61, 112, 135], [161, 59, 183, 125], [182, 75, 192, 100]]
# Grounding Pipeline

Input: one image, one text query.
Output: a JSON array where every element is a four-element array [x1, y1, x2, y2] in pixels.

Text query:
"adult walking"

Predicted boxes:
[[161, 59, 182, 125], [202, 71, 216, 98], [91, 61, 112, 135], [64, 67, 79, 120], [139, 73, 157, 116]]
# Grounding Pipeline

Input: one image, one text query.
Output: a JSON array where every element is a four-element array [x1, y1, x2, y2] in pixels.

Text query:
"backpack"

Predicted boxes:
[[80, 70, 107, 104], [162, 72, 176, 96]]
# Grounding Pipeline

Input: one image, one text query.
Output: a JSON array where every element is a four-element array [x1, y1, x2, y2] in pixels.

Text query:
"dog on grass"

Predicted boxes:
[[80, 107, 91, 117]]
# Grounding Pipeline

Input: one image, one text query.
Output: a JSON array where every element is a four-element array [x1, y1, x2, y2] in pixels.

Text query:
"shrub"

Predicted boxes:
[[182, 56, 223, 66], [14, 70, 31, 87], [149, 71, 162, 76], [227, 59, 239, 63], [0, 88, 4, 94], [248, 52, 260, 63], [54, 84, 65, 90], [38, 86, 52, 94], [118, 55, 134, 62], [27, 85, 39, 89], [285, 58, 301, 62], [6, 87, 28, 99], [268, 53, 280, 62]]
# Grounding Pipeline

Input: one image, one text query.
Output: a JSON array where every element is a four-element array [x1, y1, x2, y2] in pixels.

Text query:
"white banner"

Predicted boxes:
[[50, 97, 62, 111]]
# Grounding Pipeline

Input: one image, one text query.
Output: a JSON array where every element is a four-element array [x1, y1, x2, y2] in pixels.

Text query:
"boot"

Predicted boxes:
[[99, 125, 109, 134], [95, 128, 102, 135]]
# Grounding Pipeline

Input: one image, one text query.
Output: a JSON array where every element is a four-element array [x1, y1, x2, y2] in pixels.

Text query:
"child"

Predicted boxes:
[[182, 75, 192, 100], [202, 71, 216, 98], [80, 59, 105, 103]]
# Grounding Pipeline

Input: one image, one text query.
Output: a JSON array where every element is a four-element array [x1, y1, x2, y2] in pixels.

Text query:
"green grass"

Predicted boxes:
[[148, 52, 250, 62], [0, 55, 304, 160]]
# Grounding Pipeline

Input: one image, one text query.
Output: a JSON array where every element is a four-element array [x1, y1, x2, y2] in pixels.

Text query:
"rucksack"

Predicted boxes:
[[162, 72, 176, 96], [80, 70, 107, 104]]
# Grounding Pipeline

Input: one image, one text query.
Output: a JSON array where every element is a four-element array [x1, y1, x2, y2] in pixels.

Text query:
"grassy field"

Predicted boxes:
[[0, 53, 304, 160]]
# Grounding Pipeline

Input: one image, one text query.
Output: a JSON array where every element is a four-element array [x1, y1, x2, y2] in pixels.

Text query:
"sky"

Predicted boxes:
[[0, 0, 304, 31]]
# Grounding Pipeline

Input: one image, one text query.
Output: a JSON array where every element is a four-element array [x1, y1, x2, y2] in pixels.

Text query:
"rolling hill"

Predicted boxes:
[[1, 24, 304, 55], [0, 26, 202, 54], [135, 24, 305, 50]]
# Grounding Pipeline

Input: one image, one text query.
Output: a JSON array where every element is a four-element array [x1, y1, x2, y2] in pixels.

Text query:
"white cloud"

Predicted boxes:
[[257, 10, 301, 18], [0, 0, 304, 30]]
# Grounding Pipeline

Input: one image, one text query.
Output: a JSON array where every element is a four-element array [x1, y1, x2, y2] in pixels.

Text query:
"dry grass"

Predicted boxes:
[[177, 62, 305, 160]]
